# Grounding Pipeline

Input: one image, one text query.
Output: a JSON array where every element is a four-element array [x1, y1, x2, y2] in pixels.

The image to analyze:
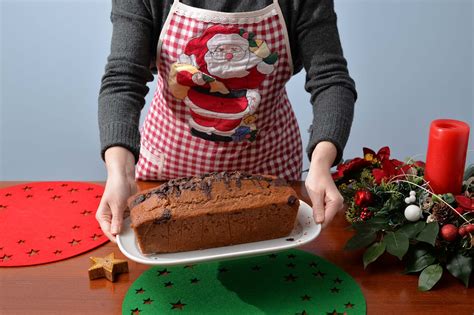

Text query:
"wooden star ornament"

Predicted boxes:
[[88, 253, 129, 282]]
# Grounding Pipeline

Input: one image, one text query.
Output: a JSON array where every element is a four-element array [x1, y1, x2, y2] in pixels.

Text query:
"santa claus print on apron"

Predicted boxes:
[[169, 25, 278, 142], [136, 0, 303, 181]]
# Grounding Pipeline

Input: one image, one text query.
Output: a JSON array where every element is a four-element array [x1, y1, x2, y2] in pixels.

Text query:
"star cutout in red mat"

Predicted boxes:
[[86, 187, 94, 191], [135, 288, 145, 294], [81, 210, 92, 216], [157, 268, 171, 276], [131, 307, 141, 315], [70, 200, 78, 204], [27, 249, 39, 256], [22, 186, 32, 191], [91, 233, 102, 241], [72, 225, 80, 230], [53, 250, 62, 255], [164, 281, 173, 288], [0, 205, 8, 209], [95, 195, 102, 199], [143, 298, 153, 305], [48, 235, 56, 240], [26, 195, 33, 199], [51, 195, 62, 200], [68, 188, 79, 192], [284, 274, 298, 282], [170, 300, 186, 310], [69, 239, 81, 246], [1, 254, 12, 262], [61, 183, 69, 187], [4, 193, 12, 197], [301, 295, 311, 301], [344, 302, 354, 309], [17, 240, 25, 244], [46, 188, 54, 191]]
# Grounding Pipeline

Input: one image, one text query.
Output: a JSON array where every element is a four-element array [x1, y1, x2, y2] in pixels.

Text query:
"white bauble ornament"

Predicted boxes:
[[404, 205, 422, 222], [410, 190, 416, 197], [409, 195, 416, 203], [404, 197, 411, 204]]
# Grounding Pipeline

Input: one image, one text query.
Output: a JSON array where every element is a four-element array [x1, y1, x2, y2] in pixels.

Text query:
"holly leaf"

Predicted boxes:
[[398, 221, 426, 239], [404, 243, 436, 273], [363, 241, 386, 269], [415, 222, 439, 246], [344, 231, 377, 250], [418, 264, 443, 291], [384, 231, 409, 260], [446, 253, 472, 287]]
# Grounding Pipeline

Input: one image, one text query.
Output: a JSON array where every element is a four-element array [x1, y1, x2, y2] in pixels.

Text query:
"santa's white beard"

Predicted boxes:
[[204, 51, 260, 79]]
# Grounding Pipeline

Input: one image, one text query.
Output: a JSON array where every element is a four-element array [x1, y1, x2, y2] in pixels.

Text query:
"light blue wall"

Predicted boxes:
[[1, 0, 472, 180]]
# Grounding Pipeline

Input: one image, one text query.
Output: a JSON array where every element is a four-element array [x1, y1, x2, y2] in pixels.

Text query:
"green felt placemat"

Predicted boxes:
[[123, 249, 366, 315]]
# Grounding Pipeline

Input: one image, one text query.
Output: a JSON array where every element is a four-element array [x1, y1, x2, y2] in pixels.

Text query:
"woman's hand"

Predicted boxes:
[[96, 147, 137, 243], [305, 141, 344, 228]]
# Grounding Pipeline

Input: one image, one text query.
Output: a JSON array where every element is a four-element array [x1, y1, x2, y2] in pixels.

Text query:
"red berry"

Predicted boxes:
[[455, 207, 466, 215], [466, 224, 474, 233], [440, 224, 458, 242], [459, 226, 467, 237]]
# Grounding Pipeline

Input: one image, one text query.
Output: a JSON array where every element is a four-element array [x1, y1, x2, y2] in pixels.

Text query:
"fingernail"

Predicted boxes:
[[111, 226, 119, 234]]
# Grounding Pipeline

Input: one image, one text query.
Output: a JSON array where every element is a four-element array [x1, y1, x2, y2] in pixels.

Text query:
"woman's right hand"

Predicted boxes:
[[96, 147, 137, 243]]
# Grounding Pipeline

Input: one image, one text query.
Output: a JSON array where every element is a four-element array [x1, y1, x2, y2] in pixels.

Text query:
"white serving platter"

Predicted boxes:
[[116, 200, 320, 265]]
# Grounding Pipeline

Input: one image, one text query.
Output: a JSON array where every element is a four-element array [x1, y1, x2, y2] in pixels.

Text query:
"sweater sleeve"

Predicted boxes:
[[98, 0, 155, 163], [295, 0, 357, 165]]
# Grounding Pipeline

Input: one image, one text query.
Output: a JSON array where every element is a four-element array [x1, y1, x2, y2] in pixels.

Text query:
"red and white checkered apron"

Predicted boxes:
[[136, 0, 302, 181]]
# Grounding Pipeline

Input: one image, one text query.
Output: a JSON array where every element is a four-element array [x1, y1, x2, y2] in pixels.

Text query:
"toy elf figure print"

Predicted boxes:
[[168, 25, 278, 142]]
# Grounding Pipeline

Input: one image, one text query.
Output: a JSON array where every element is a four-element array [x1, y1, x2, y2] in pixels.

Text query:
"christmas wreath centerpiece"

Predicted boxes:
[[334, 146, 474, 291]]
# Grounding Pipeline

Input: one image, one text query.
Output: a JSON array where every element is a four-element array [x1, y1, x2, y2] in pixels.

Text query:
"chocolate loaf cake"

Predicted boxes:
[[128, 172, 300, 254]]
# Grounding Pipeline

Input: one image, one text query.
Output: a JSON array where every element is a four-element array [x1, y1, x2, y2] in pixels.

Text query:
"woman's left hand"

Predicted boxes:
[[305, 142, 344, 228]]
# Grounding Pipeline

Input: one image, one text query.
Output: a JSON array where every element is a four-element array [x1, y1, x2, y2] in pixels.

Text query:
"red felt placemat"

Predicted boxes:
[[0, 182, 108, 267]]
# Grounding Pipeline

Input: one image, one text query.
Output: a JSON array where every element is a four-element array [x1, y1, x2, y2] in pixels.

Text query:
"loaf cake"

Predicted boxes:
[[128, 171, 300, 254]]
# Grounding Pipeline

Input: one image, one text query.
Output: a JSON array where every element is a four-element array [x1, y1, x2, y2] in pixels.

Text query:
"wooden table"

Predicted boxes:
[[0, 181, 472, 315]]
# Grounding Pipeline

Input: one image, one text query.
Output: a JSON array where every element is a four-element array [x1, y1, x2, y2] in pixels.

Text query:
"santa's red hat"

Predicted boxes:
[[184, 25, 244, 68]]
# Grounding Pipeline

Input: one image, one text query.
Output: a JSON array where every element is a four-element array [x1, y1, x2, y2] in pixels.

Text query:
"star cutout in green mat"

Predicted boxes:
[[301, 294, 311, 301], [164, 281, 173, 288], [330, 287, 340, 293], [345, 302, 354, 309], [190, 278, 199, 284], [295, 310, 308, 315], [170, 300, 186, 310], [135, 288, 145, 294], [309, 261, 318, 268], [184, 264, 196, 269], [287, 263, 296, 269], [284, 274, 298, 282], [326, 310, 345, 315], [268, 253, 277, 259], [334, 277, 343, 284], [218, 267, 229, 273], [313, 270, 326, 278], [252, 265, 261, 271], [131, 307, 141, 315], [143, 298, 153, 305], [158, 268, 171, 276], [287, 254, 296, 259]]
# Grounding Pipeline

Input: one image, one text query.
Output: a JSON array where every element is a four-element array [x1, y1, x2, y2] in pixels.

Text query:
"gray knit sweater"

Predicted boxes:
[[98, 0, 356, 166]]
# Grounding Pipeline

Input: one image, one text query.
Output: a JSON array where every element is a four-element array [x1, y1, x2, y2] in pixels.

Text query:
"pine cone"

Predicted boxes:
[[431, 203, 454, 225]]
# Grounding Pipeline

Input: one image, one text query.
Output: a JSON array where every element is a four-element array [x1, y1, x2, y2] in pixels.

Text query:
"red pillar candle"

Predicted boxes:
[[424, 119, 470, 194]]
